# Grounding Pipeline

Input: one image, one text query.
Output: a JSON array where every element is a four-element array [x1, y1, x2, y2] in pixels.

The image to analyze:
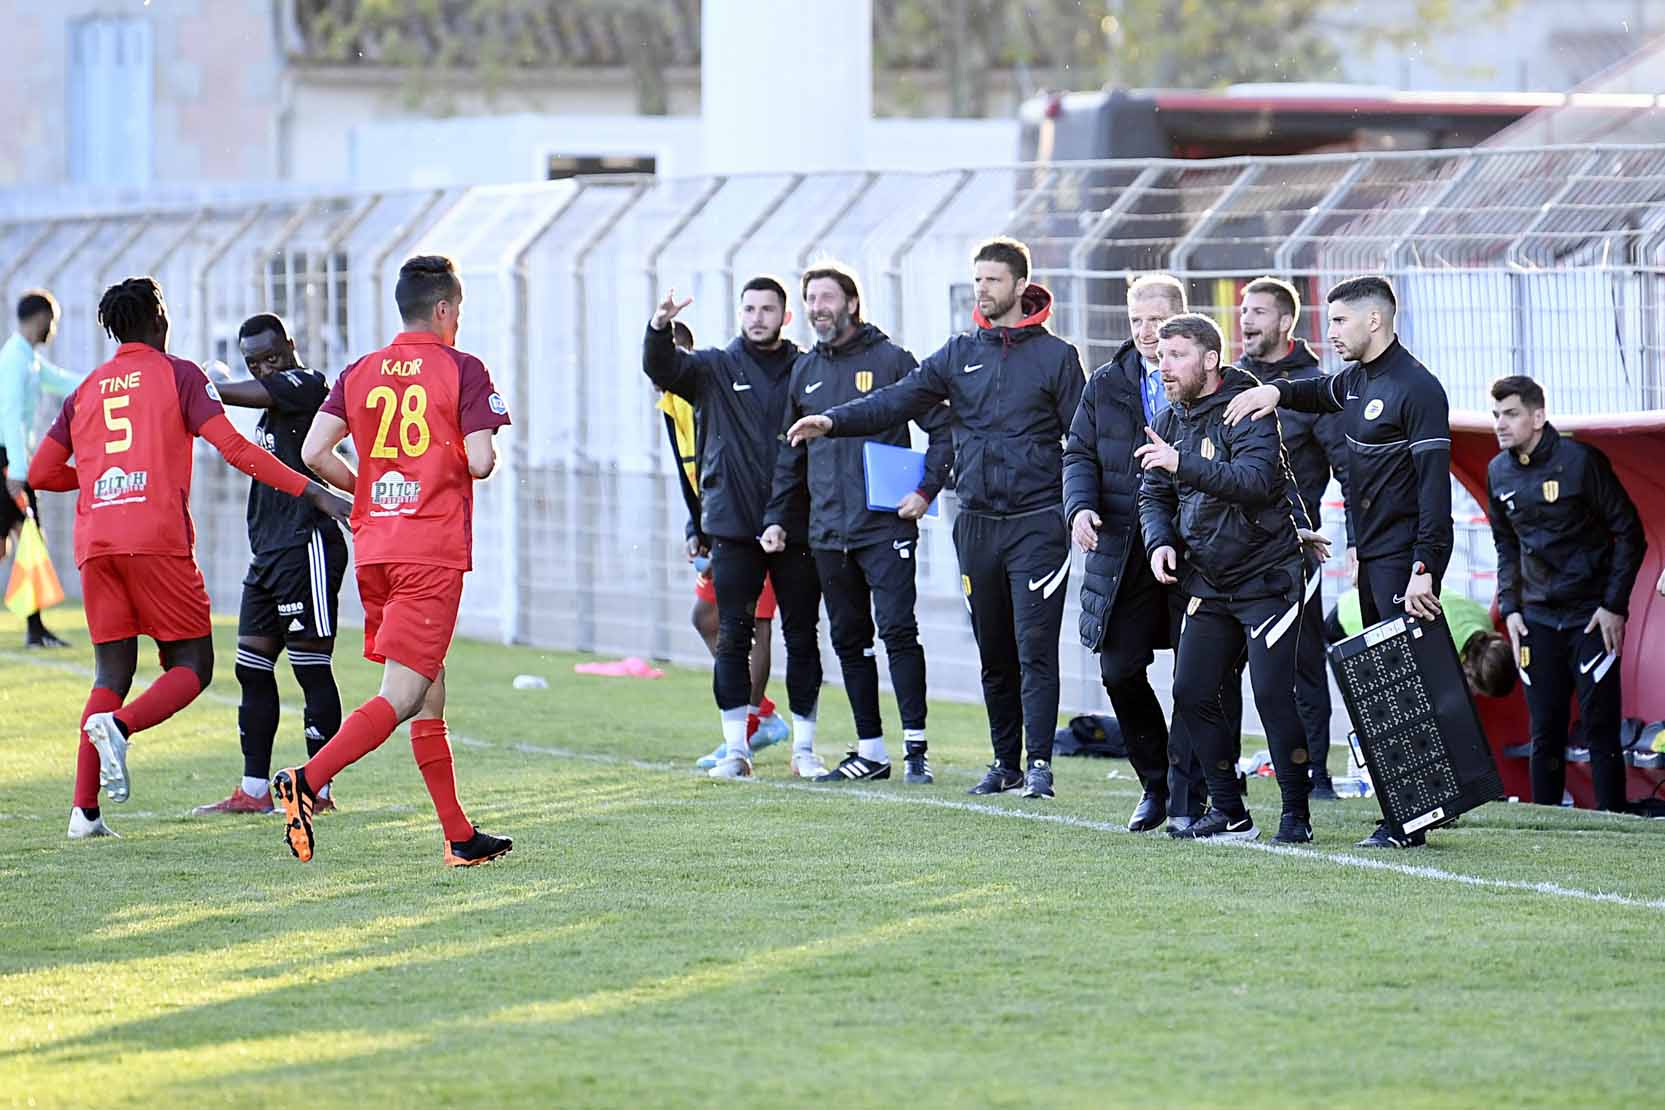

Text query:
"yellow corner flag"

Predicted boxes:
[[6, 518, 64, 618]]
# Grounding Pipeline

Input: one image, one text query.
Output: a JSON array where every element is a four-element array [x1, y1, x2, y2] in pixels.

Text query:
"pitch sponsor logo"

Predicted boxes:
[[92, 467, 149, 505], [371, 471, 422, 514]]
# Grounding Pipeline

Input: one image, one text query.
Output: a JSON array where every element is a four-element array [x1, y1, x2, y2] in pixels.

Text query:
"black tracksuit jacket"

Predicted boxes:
[[642, 324, 806, 541], [1138, 366, 1304, 601], [1487, 422, 1646, 626], [765, 323, 952, 551], [1273, 337, 1452, 576], [819, 285, 1085, 518], [1236, 341, 1352, 545]]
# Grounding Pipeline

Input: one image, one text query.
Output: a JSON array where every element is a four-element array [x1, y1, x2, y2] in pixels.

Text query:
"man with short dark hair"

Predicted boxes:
[[790, 236, 1085, 800], [0, 290, 80, 647], [1137, 313, 1314, 842], [278, 255, 516, 867], [192, 314, 348, 816], [1486, 375, 1646, 812], [764, 262, 950, 784], [1225, 274, 1453, 847], [1064, 272, 1212, 832], [1236, 275, 1353, 799], [645, 275, 828, 781], [656, 322, 790, 767]]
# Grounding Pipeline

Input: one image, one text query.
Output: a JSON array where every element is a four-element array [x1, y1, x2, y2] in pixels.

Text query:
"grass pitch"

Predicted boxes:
[[2, 610, 1663, 1108]]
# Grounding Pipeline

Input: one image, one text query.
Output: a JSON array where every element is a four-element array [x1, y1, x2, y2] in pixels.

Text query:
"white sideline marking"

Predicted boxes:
[[9, 651, 1665, 912]]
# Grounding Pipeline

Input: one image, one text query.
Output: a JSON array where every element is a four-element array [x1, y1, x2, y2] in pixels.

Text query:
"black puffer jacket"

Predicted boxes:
[[820, 285, 1085, 517], [1487, 423, 1647, 624], [643, 324, 805, 541], [1138, 366, 1303, 601], [765, 323, 951, 550], [1063, 339, 1158, 650], [1236, 341, 1352, 544]]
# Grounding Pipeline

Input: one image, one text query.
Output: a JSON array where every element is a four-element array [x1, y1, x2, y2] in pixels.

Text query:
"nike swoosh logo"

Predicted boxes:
[[805, 381, 824, 394], [962, 363, 983, 374], [1496, 490, 1515, 500], [893, 539, 911, 549], [1346, 394, 1360, 400], [1579, 654, 1608, 675], [1026, 576, 1047, 591], [1393, 594, 1407, 605], [1227, 818, 1253, 832], [732, 382, 752, 392], [1249, 614, 1277, 638]]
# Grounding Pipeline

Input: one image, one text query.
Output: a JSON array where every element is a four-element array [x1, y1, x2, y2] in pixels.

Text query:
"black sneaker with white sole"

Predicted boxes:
[[1356, 820, 1425, 849], [903, 742, 933, 785], [1021, 760, 1054, 799], [1272, 811, 1313, 844], [968, 763, 1024, 796], [1169, 808, 1258, 841], [816, 752, 892, 782]]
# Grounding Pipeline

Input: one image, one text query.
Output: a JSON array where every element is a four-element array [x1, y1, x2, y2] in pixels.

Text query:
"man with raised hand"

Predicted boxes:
[[790, 237, 1084, 801]]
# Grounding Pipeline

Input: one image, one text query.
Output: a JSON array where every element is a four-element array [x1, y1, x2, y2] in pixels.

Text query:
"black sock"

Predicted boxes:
[[235, 648, 280, 780], [26, 612, 45, 637], [289, 652, 341, 759], [82, 805, 100, 821]]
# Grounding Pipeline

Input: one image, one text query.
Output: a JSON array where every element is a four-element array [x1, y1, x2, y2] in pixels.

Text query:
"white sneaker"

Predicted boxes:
[[68, 808, 119, 839], [707, 754, 753, 779], [790, 750, 828, 778], [85, 712, 131, 803]]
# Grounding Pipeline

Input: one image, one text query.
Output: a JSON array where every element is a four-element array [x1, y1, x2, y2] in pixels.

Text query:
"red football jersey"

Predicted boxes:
[[320, 331, 510, 571], [45, 343, 226, 566]]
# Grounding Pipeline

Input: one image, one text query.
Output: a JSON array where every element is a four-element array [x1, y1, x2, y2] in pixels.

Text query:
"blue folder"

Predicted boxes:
[[862, 441, 940, 519]]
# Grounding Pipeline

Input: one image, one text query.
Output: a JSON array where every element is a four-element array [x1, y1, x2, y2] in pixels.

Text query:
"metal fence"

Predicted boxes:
[[7, 144, 1665, 734]]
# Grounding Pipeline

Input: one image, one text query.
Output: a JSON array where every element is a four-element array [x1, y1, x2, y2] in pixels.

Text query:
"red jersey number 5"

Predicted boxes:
[[366, 384, 431, 459], [103, 395, 133, 453]]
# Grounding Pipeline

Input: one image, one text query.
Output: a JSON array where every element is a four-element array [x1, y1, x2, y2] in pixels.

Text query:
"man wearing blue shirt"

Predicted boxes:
[[0, 291, 80, 647]]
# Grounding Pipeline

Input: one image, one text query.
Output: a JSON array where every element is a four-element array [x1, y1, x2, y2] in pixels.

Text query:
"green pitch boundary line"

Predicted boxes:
[[9, 650, 1665, 914]]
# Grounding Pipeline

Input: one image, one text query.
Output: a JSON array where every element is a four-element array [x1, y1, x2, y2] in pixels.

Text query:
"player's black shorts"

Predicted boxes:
[[239, 530, 348, 641]]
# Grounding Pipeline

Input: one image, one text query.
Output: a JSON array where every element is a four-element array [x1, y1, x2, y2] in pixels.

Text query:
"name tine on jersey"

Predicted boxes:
[[382, 358, 423, 376]]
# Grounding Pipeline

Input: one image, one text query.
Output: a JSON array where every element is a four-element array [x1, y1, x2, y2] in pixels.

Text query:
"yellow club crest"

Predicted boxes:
[[855, 370, 873, 392], [961, 574, 972, 597], [1542, 480, 1559, 503], [1519, 645, 1531, 669], [1200, 437, 1216, 461], [1363, 398, 1385, 420], [1187, 595, 1201, 616]]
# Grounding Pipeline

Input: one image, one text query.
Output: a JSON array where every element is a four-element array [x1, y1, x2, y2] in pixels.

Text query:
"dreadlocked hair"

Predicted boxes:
[[97, 277, 165, 343]]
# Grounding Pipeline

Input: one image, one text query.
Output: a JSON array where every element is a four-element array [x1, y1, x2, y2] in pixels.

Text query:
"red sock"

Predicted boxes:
[[74, 687, 124, 808], [410, 719, 474, 843], [113, 667, 203, 736], [304, 696, 399, 790], [746, 713, 760, 740], [758, 695, 776, 718]]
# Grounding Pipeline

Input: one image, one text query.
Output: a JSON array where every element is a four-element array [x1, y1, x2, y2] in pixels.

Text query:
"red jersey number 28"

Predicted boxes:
[[366, 384, 432, 459]]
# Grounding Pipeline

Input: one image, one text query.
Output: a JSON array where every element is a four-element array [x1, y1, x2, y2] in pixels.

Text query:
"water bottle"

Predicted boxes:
[[692, 554, 711, 574], [1330, 776, 1373, 798]]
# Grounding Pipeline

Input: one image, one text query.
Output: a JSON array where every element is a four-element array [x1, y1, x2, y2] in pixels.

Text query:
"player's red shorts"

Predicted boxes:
[[357, 562, 464, 681], [80, 554, 213, 644], [693, 570, 776, 619]]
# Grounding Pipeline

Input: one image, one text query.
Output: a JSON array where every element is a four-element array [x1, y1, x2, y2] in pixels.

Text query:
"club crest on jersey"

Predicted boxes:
[[1200, 437, 1216, 461], [961, 574, 972, 597], [1363, 398, 1385, 420], [92, 466, 149, 505], [488, 392, 508, 415], [1542, 480, 1559, 503], [205, 380, 222, 402], [1187, 595, 1201, 616], [855, 370, 873, 392], [370, 471, 421, 514], [1519, 645, 1531, 669]]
